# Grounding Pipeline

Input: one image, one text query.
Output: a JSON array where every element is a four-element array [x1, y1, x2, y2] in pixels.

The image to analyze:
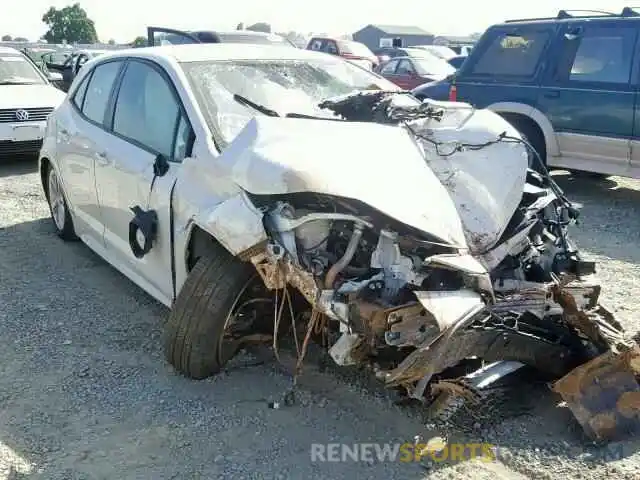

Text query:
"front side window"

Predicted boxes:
[[0, 53, 46, 84], [470, 28, 551, 77], [563, 27, 636, 85], [82, 61, 122, 125], [112, 60, 187, 160], [181, 57, 401, 147]]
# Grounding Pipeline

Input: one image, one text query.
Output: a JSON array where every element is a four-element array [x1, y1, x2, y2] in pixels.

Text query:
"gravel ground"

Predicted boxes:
[[0, 158, 639, 479]]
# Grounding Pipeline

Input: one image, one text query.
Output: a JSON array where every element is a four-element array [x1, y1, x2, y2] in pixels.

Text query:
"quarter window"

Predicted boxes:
[[113, 60, 191, 161], [470, 29, 551, 77], [71, 72, 91, 110], [82, 61, 121, 125], [564, 27, 636, 84]]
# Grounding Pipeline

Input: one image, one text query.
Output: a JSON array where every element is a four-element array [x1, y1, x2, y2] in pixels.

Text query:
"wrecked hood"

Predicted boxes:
[[217, 116, 468, 249]]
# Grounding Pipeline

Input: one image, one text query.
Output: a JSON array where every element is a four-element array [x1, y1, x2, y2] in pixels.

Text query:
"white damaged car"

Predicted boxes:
[[39, 44, 639, 441]]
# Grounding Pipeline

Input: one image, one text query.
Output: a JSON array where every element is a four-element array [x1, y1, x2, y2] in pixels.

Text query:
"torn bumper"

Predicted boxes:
[[553, 344, 640, 442]]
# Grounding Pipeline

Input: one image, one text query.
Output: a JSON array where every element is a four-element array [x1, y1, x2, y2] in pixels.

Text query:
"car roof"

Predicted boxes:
[[94, 43, 329, 63], [0, 46, 23, 55], [496, 8, 640, 27]]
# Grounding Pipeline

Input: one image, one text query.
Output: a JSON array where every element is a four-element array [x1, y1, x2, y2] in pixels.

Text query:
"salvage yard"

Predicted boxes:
[[1, 158, 639, 480]]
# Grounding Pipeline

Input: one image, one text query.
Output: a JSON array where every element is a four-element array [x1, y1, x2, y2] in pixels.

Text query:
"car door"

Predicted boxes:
[[56, 59, 125, 250], [94, 59, 194, 304], [537, 22, 638, 173]]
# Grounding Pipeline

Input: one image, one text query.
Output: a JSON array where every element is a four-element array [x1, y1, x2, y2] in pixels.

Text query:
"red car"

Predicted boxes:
[[306, 37, 379, 70], [375, 55, 455, 90]]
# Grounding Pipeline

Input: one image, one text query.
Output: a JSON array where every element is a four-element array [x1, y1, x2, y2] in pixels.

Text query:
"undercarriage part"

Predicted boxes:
[[552, 344, 640, 442], [383, 305, 582, 389], [426, 361, 525, 422]]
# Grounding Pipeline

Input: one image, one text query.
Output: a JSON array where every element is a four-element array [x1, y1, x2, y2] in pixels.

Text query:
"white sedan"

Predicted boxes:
[[0, 46, 65, 158]]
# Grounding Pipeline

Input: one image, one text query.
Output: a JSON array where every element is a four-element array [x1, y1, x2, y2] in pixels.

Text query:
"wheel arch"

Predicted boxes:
[[487, 102, 559, 157]]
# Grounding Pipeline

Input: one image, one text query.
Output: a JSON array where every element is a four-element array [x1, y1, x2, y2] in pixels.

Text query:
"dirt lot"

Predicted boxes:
[[0, 158, 639, 479]]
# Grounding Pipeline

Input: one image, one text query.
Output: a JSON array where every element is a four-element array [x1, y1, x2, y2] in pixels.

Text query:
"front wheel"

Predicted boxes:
[[46, 164, 77, 241], [164, 241, 273, 379]]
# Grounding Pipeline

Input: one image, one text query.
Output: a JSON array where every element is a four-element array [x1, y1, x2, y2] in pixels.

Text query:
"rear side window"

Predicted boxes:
[[82, 61, 122, 125], [560, 26, 637, 85], [469, 29, 551, 77]]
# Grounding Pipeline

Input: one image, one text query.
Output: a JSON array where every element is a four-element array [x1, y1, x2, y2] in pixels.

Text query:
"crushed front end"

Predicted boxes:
[[239, 91, 640, 441]]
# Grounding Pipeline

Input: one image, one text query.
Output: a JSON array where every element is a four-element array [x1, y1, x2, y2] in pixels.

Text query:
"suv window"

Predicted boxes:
[[82, 61, 122, 125], [559, 26, 637, 85], [113, 60, 190, 160], [469, 29, 551, 77]]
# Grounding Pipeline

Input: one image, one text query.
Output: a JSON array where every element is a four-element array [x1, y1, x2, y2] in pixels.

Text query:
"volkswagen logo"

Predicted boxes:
[[15, 109, 30, 121]]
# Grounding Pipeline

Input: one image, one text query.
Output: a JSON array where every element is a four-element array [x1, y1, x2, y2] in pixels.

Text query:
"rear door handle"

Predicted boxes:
[[544, 90, 560, 98]]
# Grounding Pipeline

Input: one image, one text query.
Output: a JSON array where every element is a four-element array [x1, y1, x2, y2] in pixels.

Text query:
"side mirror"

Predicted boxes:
[[48, 72, 63, 81]]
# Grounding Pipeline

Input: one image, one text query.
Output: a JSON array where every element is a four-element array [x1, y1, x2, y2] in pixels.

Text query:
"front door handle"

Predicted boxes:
[[544, 90, 560, 98], [95, 151, 109, 165], [59, 128, 70, 141]]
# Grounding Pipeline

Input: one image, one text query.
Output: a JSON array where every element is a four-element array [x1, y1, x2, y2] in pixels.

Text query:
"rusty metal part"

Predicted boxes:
[[250, 252, 319, 305], [383, 305, 580, 388], [324, 224, 364, 289], [552, 343, 640, 441], [551, 285, 629, 351]]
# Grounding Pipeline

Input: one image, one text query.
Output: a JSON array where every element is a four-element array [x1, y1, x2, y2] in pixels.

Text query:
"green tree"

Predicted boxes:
[[108, 38, 115, 45], [42, 3, 98, 44], [1, 35, 12, 41], [131, 36, 147, 47], [14, 37, 28, 42]]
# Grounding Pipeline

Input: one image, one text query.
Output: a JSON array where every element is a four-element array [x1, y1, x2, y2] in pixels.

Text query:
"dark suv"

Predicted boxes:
[[412, 8, 640, 179]]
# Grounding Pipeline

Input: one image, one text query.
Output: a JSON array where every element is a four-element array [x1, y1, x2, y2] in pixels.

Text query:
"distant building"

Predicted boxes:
[[352, 24, 434, 50], [433, 35, 477, 47]]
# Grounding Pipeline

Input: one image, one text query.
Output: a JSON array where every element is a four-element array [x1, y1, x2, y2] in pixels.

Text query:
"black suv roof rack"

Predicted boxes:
[[505, 7, 640, 23]]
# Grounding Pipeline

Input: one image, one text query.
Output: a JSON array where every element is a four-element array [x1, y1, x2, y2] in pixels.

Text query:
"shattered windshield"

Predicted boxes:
[[180, 58, 400, 146]]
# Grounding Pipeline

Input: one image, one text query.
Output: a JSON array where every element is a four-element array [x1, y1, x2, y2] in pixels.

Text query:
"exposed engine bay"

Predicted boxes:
[[238, 91, 640, 441]]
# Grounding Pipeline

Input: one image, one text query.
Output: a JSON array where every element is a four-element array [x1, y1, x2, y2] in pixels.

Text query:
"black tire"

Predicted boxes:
[[164, 241, 257, 379], [45, 164, 77, 241]]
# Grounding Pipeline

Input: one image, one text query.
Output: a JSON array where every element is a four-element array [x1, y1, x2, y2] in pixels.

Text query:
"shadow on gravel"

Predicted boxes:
[[0, 156, 38, 178], [551, 172, 640, 265]]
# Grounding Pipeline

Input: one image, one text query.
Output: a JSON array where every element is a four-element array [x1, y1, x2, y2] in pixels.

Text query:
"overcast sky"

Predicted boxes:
[[1, 0, 634, 43]]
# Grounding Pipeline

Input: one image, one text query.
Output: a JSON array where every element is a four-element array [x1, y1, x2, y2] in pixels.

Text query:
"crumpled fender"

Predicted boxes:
[[189, 190, 267, 256], [175, 155, 268, 258]]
